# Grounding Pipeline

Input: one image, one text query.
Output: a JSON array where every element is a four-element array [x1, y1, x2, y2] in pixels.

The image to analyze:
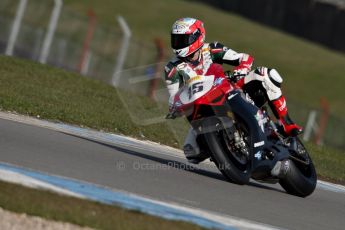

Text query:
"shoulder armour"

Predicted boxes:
[[165, 58, 184, 80], [209, 41, 225, 50]]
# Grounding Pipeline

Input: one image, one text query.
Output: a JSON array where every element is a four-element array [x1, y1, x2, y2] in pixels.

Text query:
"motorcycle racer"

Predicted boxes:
[[165, 17, 302, 163]]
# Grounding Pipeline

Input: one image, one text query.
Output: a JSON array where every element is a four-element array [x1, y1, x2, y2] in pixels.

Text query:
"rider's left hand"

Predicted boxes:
[[226, 67, 248, 84]]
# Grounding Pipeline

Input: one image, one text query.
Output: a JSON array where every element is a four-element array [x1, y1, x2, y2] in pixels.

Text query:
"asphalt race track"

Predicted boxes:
[[0, 118, 344, 230]]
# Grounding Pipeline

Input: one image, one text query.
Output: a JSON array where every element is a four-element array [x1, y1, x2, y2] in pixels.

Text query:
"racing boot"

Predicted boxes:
[[183, 144, 208, 164], [270, 96, 303, 136]]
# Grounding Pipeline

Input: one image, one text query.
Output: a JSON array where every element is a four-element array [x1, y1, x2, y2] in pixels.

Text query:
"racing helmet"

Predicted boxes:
[[171, 18, 206, 58]]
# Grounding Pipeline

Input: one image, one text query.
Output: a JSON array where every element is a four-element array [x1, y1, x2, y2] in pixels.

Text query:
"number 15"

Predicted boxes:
[[188, 82, 203, 99]]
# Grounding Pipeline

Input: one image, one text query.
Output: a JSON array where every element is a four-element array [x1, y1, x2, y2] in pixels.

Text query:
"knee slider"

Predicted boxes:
[[268, 69, 283, 87], [262, 68, 282, 101]]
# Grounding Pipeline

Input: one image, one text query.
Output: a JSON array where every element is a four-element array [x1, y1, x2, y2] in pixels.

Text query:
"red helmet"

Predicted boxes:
[[171, 18, 206, 58]]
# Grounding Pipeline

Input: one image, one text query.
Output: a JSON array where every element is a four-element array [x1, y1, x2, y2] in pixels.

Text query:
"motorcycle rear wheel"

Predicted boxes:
[[279, 140, 317, 197]]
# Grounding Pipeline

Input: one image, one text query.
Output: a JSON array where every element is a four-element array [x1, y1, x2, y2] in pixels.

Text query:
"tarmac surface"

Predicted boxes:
[[0, 118, 344, 230]]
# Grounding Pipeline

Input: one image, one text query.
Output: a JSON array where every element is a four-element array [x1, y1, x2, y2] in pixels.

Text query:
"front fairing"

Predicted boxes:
[[172, 75, 233, 117]]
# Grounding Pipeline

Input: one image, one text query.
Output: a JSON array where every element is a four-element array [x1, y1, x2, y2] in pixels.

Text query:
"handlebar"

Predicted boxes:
[[224, 71, 246, 84]]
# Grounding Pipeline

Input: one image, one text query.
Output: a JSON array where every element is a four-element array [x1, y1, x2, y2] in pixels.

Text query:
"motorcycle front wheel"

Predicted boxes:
[[203, 118, 251, 185]]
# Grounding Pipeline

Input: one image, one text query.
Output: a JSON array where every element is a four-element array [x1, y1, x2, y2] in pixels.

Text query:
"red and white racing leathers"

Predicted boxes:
[[164, 42, 302, 163]]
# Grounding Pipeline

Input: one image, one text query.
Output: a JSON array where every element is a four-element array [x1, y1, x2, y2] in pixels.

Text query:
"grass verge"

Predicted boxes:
[[0, 55, 185, 147], [0, 180, 205, 230], [63, 0, 345, 116], [3, 0, 344, 115], [306, 143, 345, 184]]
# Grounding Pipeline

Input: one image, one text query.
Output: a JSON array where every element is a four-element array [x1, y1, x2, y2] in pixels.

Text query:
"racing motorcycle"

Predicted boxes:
[[168, 64, 317, 197]]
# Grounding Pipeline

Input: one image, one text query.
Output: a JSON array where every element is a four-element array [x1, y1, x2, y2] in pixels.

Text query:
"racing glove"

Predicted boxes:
[[231, 53, 254, 82], [166, 104, 180, 119], [225, 67, 248, 84]]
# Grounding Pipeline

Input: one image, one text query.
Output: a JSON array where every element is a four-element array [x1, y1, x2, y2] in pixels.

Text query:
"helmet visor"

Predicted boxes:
[[171, 29, 201, 49]]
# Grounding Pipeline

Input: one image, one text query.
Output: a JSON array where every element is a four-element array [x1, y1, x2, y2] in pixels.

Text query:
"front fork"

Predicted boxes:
[[226, 90, 267, 165]]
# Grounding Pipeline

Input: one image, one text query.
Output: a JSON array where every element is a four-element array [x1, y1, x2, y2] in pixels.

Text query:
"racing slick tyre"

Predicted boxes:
[[279, 159, 317, 197], [203, 118, 250, 185]]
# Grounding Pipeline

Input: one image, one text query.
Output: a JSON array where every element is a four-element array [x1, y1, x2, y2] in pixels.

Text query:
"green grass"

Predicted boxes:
[[62, 0, 345, 117], [0, 180, 205, 230], [306, 143, 345, 184], [0, 55, 186, 147]]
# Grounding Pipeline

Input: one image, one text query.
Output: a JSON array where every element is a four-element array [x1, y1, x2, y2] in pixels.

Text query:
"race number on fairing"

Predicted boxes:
[[179, 75, 215, 104]]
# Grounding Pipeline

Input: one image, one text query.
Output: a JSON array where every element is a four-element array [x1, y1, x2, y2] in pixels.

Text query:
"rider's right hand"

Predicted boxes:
[[166, 104, 177, 119], [165, 111, 177, 119]]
